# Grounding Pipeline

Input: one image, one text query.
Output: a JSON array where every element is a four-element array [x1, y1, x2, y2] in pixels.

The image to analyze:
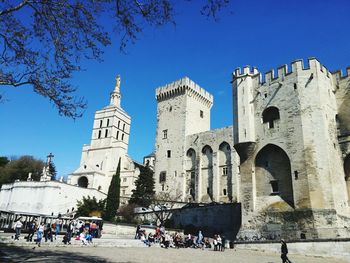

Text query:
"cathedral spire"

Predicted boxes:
[[110, 74, 122, 107]]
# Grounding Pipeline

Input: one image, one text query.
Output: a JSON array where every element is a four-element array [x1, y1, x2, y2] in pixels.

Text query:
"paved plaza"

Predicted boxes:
[[0, 244, 349, 263]]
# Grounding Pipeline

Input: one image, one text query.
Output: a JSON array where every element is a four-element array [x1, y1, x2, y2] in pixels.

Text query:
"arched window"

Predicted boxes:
[[219, 142, 232, 201], [255, 144, 294, 207], [201, 145, 213, 201], [78, 176, 88, 188], [186, 148, 196, 170], [262, 107, 280, 129], [98, 130, 101, 139], [105, 129, 108, 137]]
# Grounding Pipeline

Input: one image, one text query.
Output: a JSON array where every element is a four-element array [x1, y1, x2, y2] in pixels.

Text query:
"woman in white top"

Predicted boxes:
[[13, 219, 23, 240]]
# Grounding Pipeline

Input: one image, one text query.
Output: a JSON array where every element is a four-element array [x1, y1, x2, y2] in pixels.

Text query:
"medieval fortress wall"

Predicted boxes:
[[154, 58, 350, 240], [232, 58, 350, 239], [1, 57, 350, 240]]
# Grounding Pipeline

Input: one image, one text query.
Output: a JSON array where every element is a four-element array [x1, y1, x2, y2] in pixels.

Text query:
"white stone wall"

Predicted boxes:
[[0, 181, 106, 216]]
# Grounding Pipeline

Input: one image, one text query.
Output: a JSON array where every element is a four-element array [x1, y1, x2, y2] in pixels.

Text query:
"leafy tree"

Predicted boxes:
[[0, 155, 44, 187], [129, 163, 155, 207], [0, 0, 231, 118], [48, 161, 57, 181], [76, 196, 106, 217], [0, 157, 9, 167], [104, 158, 121, 221]]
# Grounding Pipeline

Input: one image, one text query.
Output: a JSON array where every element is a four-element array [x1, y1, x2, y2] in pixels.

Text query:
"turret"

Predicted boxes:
[[232, 66, 259, 145]]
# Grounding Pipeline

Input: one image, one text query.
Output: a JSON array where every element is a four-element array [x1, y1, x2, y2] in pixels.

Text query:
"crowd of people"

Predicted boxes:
[[135, 225, 226, 251], [12, 217, 102, 247], [11, 218, 293, 262]]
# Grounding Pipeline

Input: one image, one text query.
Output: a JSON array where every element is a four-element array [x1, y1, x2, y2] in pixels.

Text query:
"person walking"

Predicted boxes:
[[135, 225, 141, 239], [36, 223, 45, 247], [55, 219, 61, 239], [281, 239, 292, 263], [196, 230, 203, 248], [44, 223, 53, 242], [221, 235, 226, 251], [66, 220, 73, 244], [217, 234, 222, 251], [13, 218, 23, 240], [26, 220, 36, 242]]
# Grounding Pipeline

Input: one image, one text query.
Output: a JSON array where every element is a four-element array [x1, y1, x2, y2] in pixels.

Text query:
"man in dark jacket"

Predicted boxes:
[[281, 239, 292, 263], [26, 220, 36, 242]]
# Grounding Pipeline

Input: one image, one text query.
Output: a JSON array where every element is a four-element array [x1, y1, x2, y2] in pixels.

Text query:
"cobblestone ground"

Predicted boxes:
[[0, 245, 349, 263]]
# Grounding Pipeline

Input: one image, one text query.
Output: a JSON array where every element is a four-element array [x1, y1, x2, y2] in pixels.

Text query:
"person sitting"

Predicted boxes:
[[204, 238, 212, 249], [86, 232, 93, 244], [80, 231, 88, 245], [148, 233, 155, 244], [90, 221, 97, 238], [164, 232, 171, 249], [140, 231, 151, 247]]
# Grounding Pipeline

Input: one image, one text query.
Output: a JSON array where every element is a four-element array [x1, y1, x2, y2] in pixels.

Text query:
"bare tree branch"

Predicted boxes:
[[0, 0, 232, 118], [0, 0, 29, 16]]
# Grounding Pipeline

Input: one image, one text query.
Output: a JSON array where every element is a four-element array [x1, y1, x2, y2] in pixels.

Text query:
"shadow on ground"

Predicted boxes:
[[0, 243, 113, 263]]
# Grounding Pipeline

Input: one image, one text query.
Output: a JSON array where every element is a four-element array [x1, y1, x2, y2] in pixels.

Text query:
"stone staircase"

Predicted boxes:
[[0, 223, 146, 248], [0, 234, 146, 248]]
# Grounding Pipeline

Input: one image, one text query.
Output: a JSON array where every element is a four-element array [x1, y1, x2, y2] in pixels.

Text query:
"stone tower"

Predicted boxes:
[[233, 58, 350, 239], [154, 77, 213, 200], [69, 75, 132, 193]]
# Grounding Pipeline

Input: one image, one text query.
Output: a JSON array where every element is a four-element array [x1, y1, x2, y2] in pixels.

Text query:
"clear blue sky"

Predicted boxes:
[[1, 0, 350, 178]]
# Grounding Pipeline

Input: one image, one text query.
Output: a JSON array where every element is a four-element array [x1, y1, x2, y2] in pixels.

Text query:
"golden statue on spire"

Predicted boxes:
[[115, 75, 121, 91]]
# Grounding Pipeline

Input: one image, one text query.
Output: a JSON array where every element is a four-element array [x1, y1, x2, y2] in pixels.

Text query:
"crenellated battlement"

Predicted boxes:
[[233, 57, 334, 84], [331, 67, 350, 81], [155, 77, 213, 107]]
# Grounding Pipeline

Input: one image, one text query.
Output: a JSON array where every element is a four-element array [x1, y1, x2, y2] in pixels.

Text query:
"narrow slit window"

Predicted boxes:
[[294, 171, 298, 180]]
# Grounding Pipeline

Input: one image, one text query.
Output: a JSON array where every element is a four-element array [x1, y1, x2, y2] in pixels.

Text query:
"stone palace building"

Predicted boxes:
[[153, 58, 350, 239], [1, 57, 350, 240]]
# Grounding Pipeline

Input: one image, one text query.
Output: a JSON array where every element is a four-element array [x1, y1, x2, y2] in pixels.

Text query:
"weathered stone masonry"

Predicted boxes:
[[233, 58, 350, 239]]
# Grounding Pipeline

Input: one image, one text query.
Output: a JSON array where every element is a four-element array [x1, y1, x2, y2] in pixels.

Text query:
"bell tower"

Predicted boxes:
[[69, 74, 132, 193]]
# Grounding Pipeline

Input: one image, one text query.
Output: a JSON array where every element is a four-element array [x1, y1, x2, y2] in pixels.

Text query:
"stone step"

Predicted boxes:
[[0, 235, 146, 248]]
